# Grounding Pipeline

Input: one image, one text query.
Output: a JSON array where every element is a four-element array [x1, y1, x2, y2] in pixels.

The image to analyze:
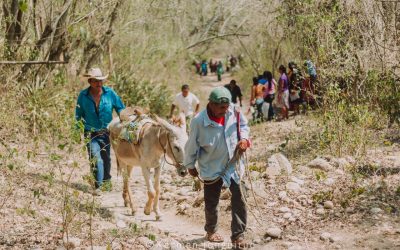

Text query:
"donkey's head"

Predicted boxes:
[[155, 116, 188, 177]]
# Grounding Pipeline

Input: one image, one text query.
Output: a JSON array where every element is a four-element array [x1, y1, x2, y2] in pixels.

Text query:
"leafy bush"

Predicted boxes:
[[374, 71, 400, 126], [111, 69, 172, 116], [318, 83, 378, 158]]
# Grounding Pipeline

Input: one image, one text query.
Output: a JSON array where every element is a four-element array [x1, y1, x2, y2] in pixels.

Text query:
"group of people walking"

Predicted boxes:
[[193, 55, 241, 81], [250, 60, 318, 122], [193, 58, 318, 122]]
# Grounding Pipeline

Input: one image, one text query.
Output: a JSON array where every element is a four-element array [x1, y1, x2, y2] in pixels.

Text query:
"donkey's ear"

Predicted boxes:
[[170, 115, 178, 124], [171, 114, 186, 129], [154, 115, 177, 134], [178, 112, 186, 129], [120, 107, 137, 121]]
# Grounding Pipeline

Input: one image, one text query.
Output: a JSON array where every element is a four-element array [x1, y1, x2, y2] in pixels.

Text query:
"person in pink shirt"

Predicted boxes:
[[277, 65, 289, 120], [263, 71, 276, 120]]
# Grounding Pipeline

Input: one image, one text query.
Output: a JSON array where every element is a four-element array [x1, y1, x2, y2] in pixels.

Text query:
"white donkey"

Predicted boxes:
[[108, 110, 188, 220]]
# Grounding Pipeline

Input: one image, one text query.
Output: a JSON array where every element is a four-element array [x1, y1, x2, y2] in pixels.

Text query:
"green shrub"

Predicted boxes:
[[372, 71, 400, 126], [318, 83, 379, 158], [111, 69, 172, 116]]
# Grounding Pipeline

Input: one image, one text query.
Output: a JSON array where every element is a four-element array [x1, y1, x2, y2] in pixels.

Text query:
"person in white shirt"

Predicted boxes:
[[169, 84, 200, 122]]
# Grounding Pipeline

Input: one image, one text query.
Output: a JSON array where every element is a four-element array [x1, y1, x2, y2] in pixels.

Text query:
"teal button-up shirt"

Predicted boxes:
[[184, 104, 250, 187], [75, 86, 125, 132]]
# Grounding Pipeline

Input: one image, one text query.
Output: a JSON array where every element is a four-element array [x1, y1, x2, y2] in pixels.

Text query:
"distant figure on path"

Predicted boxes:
[[201, 60, 208, 76], [217, 61, 224, 81], [250, 77, 265, 121], [210, 59, 217, 73], [304, 59, 318, 87], [170, 84, 200, 128], [288, 62, 302, 115], [263, 71, 276, 120], [226, 55, 231, 72], [230, 55, 237, 69], [75, 68, 125, 195], [193, 60, 201, 75], [277, 65, 289, 120], [224, 79, 243, 107]]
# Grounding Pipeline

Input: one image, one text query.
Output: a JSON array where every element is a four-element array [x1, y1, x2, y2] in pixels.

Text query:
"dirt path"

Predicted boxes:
[[190, 72, 234, 102], [100, 162, 236, 249]]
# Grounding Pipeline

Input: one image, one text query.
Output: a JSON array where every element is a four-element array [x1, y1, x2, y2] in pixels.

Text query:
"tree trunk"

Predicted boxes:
[[79, 0, 124, 74], [18, 0, 75, 79], [48, 0, 75, 62], [3, 0, 24, 59]]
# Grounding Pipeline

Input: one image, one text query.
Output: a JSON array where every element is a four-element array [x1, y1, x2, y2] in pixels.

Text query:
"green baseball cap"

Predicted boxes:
[[209, 87, 232, 104]]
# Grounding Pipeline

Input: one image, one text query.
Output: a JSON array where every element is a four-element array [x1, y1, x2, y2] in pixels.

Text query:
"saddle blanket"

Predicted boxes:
[[119, 115, 155, 144]]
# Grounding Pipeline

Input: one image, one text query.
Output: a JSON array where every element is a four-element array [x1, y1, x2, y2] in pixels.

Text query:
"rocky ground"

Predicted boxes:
[[1, 73, 399, 249]]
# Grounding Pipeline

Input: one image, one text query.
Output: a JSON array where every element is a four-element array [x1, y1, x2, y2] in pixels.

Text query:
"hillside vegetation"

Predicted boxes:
[[0, 0, 399, 249]]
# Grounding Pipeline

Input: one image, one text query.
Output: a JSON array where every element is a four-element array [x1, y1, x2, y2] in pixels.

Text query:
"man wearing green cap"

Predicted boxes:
[[184, 87, 251, 248]]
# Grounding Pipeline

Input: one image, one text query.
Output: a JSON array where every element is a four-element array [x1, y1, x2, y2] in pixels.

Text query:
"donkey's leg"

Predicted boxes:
[[123, 166, 136, 215], [121, 164, 129, 207], [141, 167, 155, 216], [153, 166, 162, 220]]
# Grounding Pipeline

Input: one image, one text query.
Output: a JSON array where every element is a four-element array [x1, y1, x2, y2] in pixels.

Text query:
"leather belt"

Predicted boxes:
[[85, 129, 109, 138]]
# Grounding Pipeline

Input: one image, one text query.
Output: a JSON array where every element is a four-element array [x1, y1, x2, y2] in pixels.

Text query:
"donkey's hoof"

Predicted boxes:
[[144, 209, 151, 216], [131, 210, 136, 216], [155, 215, 162, 221]]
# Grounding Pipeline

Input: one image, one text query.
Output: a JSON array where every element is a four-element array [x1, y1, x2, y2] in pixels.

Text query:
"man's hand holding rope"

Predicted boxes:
[[237, 139, 250, 154]]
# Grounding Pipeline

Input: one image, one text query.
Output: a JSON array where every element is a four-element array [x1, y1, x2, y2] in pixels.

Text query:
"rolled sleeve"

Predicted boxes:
[[75, 93, 84, 122], [239, 111, 249, 140], [112, 90, 125, 114], [238, 87, 243, 98], [184, 119, 199, 169], [193, 94, 200, 105], [172, 95, 179, 106]]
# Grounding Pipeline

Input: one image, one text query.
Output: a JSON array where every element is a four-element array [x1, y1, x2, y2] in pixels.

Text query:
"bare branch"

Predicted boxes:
[[0, 60, 68, 65], [185, 33, 249, 49]]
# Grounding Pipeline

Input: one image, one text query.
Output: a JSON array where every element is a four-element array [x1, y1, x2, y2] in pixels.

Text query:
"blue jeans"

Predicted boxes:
[[86, 131, 111, 189]]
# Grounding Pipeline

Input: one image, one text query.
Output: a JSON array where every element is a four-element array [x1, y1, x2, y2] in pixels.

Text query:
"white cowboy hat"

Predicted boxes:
[[83, 68, 108, 81]]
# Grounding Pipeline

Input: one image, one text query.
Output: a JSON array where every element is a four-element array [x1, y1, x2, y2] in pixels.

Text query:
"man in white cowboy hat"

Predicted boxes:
[[75, 67, 125, 195]]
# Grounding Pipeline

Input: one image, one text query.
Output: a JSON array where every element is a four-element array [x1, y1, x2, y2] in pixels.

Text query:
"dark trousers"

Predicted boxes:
[[85, 131, 111, 189], [204, 178, 247, 240], [264, 94, 275, 120]]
